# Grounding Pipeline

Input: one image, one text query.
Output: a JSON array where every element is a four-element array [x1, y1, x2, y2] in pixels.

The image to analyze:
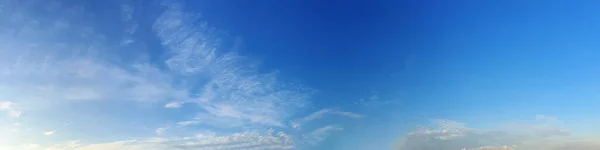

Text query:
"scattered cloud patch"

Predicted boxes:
[[8, 110, 21, 118], [0, 3, 190, 104], [302, 125, 344, 146], [394, 116, 599, 150], [152, 1, 315, 129], [331, 111, 364, 118], [0, 0, 347, 149], [176, 120, 199, 126], [0, 101, 20, 118], [164, 102, 183, 108], [155, 127, 167, 135], [177, 113, 247, 128], [0, 101, 11, 110], [291, 108, 362, 128], [49, 129, 294, 150], [44, 130, 56, 136]]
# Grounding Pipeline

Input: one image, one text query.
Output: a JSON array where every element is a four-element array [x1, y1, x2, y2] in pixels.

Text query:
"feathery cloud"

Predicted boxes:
[[0, 101, 20, 118], [152, 1, 314, 128], [0, 0, 343, 149], [0, 101, 11, 110], [302, 125, 344, 146], [291, 108, 362, 128], [164, 102, 183, 108], [44, 130, 56, 136], [155, 128, 167, 135], [56, 129, 294, 150]]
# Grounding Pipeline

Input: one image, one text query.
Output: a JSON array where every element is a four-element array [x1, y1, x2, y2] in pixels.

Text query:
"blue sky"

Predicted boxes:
[[2, 0, 600, 150]]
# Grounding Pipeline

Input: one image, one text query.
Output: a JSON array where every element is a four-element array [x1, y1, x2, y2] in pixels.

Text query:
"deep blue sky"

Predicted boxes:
[[188, 0, 600, 120], [180, 0, 600, 149]]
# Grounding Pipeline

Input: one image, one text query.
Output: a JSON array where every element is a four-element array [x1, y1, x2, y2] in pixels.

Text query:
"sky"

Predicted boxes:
[[1, 0, 600, 150]]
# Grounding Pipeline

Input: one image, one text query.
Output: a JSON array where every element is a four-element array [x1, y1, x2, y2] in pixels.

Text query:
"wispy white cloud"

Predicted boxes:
[[8, 110, 21, 118], [394, 116, 599, 150], [0, 1, 189, 106], [119, 2, 138, 45], [0, 101, 21, 118], [152, 1, 314, 128], [331, 111, 364, 118], [302, 125, 344, 146], [0, 101, 11, 110], [176, 120, 199, 126], [164, 102, 183, 108], [155, 127, 167, 135], [44, 130, 56, 136], [291, 108, 362, 128], [177, 112, 247, 128], [0, 0, 345, 149], [47, 129, 294, 150]]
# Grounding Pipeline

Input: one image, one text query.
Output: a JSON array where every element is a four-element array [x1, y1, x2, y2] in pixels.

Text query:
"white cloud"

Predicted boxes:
[[164, 102, 183, 108], [0, 101, 20, 118], [155, 128, 167, 135], [53, 129, 294, 150], [152, 1, 314, 128], [302, 125, 344, 146], [74, 140, 152, 150], [44, 130, 56, 136], [176, 120, 199, 126], [0, 0, 345, 149], [177, 112, 247, 128], [331, 111, 364, 118], [394, 117, 600, 150], [291, 108, 362, 128], [8, 110, 21, 118], [535, 114, 562, 124], [0, 101, 11, 110], [0, 2, 189, 106]]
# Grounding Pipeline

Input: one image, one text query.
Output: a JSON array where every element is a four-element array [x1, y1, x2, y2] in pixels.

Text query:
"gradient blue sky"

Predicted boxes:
[[2, 0, 600, 150]]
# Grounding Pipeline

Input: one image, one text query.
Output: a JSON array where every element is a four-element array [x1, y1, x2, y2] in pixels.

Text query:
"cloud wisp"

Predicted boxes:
[[0, 101, 20, 118], [43, 130, 56, 136], [394, 117, 600, 150], [152, 1, 315, 129], [43, 129, 294, 150], [301, 125, 344, 146], [291, 108, 363, 129]]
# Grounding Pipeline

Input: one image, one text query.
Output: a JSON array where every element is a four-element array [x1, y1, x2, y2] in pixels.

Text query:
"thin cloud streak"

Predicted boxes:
[[43, 130, 56, 136], [152, 1, 314, 128]]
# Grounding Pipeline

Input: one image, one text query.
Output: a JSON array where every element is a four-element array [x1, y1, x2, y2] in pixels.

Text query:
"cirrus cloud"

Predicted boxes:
[[0, 0, 352, 149]]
